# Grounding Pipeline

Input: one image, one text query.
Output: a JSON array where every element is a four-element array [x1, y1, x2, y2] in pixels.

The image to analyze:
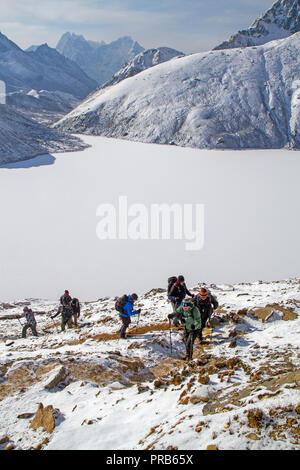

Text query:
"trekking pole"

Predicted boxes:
[[136, 312, 140, 335], [17, 317, 25, 328], [169, 319, 173, 355]]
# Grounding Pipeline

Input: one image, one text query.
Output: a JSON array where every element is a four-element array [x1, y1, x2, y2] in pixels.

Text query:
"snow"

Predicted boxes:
[[0, 278, 299, 450], [102, 47, 184, 89], [55, 32, 300, 150], [1, 135, 300, 302]]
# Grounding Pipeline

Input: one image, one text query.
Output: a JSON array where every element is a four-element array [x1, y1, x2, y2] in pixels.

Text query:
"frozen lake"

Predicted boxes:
[[0, 135, 300, 302]]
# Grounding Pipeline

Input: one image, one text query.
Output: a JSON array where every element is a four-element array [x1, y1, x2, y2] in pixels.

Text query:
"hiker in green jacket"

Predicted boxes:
[[168, 299, 202, 361]]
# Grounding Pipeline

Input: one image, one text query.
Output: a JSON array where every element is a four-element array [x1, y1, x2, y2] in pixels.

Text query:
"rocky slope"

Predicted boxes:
[[215, 0, 300, 50], [0, 105, 88, 165], [56, 33, 144, 85], [7, 89, 80, 125], [54, 32, 300, 150], [0, 279, 299, 450]]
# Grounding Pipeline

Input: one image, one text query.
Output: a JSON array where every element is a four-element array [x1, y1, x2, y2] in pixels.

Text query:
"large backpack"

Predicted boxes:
[[115, 295, 128, 314], [71, 298, 80, 312], [167, 277, 177, 296]]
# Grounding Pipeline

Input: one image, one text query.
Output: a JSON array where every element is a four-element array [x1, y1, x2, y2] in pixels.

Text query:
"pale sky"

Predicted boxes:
[[0, 0, 275, 53]]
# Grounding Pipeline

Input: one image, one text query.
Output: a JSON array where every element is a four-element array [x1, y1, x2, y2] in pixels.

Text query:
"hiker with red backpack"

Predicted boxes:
[[194, 287, 219, 342], [115, 294, 141, 339], [168, 275, 194, 311]]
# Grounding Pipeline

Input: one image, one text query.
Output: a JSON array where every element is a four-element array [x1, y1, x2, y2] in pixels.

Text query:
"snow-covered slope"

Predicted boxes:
[[0, 33, 97, 99], [54, 33, 300, 150], [0, 105, 88, 165], [215, 0, 300, 50], [101, 47, 184, 89], [56, 33, 144, 85], [0, 278, 299, 450], [7, 89, 80, 125]]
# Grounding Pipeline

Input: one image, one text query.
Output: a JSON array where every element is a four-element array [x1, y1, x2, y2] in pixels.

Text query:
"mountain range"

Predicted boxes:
[[56, 33, 144, 85], [0, 33, 97, 99], [54, 32, 300, 150]]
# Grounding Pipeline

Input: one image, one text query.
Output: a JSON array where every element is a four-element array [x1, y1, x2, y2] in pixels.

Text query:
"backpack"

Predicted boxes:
[[167, 277, 177, 296], [60, 294, 71, 306], [71, 298, 80, 312], [115, 295, 128, 314]]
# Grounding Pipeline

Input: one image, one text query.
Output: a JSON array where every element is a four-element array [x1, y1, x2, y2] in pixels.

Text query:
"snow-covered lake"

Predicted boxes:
[[0, 136, 300, 302]]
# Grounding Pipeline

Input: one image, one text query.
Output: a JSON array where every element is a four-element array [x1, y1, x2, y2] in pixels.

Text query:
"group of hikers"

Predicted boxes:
[[115, 275, 219, 361], [19, 290, 81, 338], [18, 275, 219, 361]]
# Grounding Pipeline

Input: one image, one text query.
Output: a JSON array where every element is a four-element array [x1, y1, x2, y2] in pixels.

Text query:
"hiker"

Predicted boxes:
[[115, 294, 141, 339], [194, 287, 219, 342], [51, 305, 73, 332], [60, 290, 72, 307], [71, 298, 80, 327], [168, 299, 201, 361], [20, 306, 38, 338], [168, 275, 194, 311]]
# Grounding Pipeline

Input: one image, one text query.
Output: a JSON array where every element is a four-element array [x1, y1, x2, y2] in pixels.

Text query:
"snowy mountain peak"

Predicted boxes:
[[56, 32, 144, 85], [215, 0, 300, 50]]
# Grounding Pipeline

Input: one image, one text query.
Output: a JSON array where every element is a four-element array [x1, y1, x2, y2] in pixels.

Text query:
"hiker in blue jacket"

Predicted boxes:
[[118, 294, 141, 339]]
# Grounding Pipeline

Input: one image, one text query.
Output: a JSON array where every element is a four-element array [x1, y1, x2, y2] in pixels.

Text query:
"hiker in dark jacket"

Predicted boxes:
[[194, 287, 219, 341], [71, 298, 80, 327], [168, 299, 201, 361], [119, 294, 141, 339], [60, 290, 72, 307], [169, 275, 194, 311], [21, 307, 38, 338], [51, 305, 73, 332]]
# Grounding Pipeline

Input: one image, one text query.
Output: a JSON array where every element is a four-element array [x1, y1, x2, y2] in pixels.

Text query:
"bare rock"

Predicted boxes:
[[44, 366, 70, 391], [0, 435, 9, 445], [4, 443, 15, 450], [246, 433, 260, 440], [198, 375, 210, 385], [190, 391, 210, 404], [228, 339, 237, 348], [17, 413, 35, 419], [247, 408, 264, 429], [30, 403, 57, 433]]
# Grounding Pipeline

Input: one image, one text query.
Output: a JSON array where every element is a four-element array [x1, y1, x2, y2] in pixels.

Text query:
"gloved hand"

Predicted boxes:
[[168, 313, 174, 319], [181, 318, 186, 324], [137, 309, 141, 314], [51, 316, 54, 320]]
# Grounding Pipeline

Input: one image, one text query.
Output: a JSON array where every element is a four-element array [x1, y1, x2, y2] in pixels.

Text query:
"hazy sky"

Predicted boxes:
[[0, 0, 274, 53]]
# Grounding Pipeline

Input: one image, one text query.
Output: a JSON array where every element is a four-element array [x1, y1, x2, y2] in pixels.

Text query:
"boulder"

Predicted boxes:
[[44, 366, 69, 391], [30, 403, 57, 433]]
